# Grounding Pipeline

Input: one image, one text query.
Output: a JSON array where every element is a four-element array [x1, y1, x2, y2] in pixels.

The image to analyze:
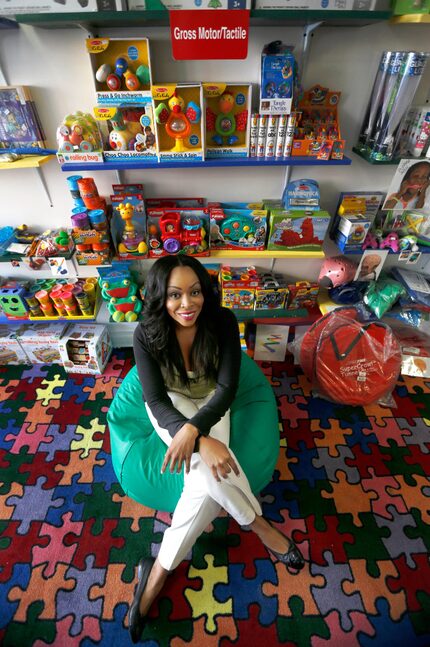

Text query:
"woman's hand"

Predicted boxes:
[[161, 423, 198, 475], [198, 437, 240, 482]]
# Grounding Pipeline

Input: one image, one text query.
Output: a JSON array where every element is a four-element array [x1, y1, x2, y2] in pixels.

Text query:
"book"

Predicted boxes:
[[0, 86, 46, 150]]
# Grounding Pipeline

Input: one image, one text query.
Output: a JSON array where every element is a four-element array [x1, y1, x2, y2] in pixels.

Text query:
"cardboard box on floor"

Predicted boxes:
[[59, 324, 112, 375], [16, 322, 69, 365]]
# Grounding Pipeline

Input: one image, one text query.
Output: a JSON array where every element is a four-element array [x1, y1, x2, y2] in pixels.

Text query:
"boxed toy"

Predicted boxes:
[[287, 281, 319, 310], [329, 191, 384, 239], [16, 322, 69, 365], [1, 0, 125, 14], [291, 86, 345, 160], [110, 195, 147, 260], [259, 42, 296, 116], [255, 274, 289, 310], [335, 215, 372, 252], [208, 201, 264, 210], [0, 325, 29, 365], [219, 265, 259, 310], [147, 208, 210, 257], [146, 198, 205, 209], [87, 38, 152, 107], [94, 104, 157, 162], [267, 210, 330, 251], [129, 0, 250, 8], [152, 84, 204, 162], [210, 208, 268, 250], [203, 83, 251, 159], [56, 111, 104, 165], [59, 324, 112, 375], [282, 179, 320, 212]]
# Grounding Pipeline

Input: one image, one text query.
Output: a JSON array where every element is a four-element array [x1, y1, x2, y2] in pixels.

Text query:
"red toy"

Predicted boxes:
[[147, 208, 210, 257]]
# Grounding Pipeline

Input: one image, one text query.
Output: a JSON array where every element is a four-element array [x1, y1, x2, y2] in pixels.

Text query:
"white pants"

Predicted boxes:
[[145, 391, 262, 571]]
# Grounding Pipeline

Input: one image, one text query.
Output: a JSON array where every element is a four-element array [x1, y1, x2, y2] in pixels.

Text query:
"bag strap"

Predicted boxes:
[[328, 326, 366, 360]]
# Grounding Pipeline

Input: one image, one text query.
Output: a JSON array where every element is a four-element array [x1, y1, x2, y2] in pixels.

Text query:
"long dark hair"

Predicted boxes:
[[142, 255, 220, 385]]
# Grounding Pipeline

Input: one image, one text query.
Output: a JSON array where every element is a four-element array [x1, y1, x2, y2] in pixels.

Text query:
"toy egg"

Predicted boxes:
[[96, 63, 111, 83], [136, 64, 150, 86], [124, 71, 140, 91], [114, 57, 128, 76], [106, 73, 122, 91]]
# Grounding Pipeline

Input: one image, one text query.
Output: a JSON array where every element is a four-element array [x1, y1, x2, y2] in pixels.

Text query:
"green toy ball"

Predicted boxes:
[[136, 64, 150, 87]]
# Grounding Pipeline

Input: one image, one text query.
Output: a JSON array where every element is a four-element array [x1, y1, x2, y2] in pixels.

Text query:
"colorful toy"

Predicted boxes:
[[147, 208, 210, 257], [267, 210, 330, 251], [56, 111, 102, 154], [116, 202, 147, 256], [379, 231, 400, 253], [108, 295, 142, 322], [210, 208, 267, 251], [203, 83, 251, 158], [362, 231, 379, 250], [0, 286, 29, 319], [259, 41, 297, 116], [100, 277, 138, 301], [318, 256, 358, 289], [155, 90, 201, 153], [87, 37, 152, 107], [282, 179, 320, 211]]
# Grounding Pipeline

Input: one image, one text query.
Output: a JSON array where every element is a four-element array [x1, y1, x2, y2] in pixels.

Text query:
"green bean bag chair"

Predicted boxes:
[[107, 352, 279, 512]]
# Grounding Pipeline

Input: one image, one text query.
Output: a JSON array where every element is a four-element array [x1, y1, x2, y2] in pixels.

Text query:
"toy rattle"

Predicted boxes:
[[116, 202, 147, 256], [155, 91, 201, 153], [206, 92, 248, 146]]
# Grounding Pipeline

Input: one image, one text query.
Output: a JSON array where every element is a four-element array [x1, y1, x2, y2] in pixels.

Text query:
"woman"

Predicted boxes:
[[384, 161, 430, 211], [129, 255, 304, 643]]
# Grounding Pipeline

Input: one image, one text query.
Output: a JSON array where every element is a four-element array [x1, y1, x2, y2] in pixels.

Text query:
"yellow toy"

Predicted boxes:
[[116, 202, 147, 256]]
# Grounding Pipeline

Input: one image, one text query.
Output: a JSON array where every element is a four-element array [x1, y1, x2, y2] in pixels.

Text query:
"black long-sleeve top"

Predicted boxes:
[[133, 307, 241, 438]]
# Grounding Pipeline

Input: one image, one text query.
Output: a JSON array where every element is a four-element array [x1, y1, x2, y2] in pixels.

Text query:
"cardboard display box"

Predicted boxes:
[[16, 322, 69, 365], [0, 324, 29, 365], [59, 323, 112, 375]]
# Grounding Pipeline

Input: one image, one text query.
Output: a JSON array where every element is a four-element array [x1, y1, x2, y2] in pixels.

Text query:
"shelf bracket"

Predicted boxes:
[[281, 165, 292, 197], [116, 169, 125, 184], [301, 21, 323, 84], [0, 58, 8, 85], [36, 166, 53, 207]]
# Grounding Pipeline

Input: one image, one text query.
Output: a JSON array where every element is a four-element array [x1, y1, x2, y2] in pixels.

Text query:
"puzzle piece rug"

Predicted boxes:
[[1, 349, 429, 646]]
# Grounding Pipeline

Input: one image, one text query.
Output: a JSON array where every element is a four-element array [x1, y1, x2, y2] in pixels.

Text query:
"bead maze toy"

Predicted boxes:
[[87, 38, 152, 106], [203, 83, 251, 158], [152, 84, 203, 161]]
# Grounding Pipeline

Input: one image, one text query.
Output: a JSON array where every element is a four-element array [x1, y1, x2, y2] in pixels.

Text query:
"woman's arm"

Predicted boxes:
[[187, 308, 242, 436], [133, 325, 189, 437]]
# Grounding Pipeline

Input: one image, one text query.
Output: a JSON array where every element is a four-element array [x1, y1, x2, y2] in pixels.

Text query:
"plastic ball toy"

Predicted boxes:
[[106, 74, 122, 91], [114, 57, 128, 76], [96, 63, 111, 83]]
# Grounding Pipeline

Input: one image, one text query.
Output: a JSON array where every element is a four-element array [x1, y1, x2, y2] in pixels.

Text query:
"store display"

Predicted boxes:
[[0, 325, 29, 365], [259, 41, 297, 116]]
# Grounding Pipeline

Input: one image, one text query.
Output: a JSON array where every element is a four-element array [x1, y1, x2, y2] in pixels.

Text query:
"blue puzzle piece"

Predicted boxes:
[[92, 451, 120, 491], [0, 562, 31, 629], [261, 471, 300, 521], [215, 558, 277, 625], [61, 375, 96, 404], [287, 441, 327, 486], [359, 598, 430, 647], [47, 475, 92, 524], [39, 424, 80, 459]]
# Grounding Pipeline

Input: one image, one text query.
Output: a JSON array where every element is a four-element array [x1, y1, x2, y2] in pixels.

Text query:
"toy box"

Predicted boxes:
[[0, 325, 29, 365], [59, 324, 112, 375], [110, 195, 147, 259], [16, 322, 69, 365], [94, 104, 157, 162], [254, 0, 383, 9], [87, 38, 152, 107], [152, 84, 204, 162], [203, 83, 251, 159], [255, 274, 289, 310], [282, 179, 320, 212], [0, 0, 125, 14], [259, 43, 296, 116], [335, 215, 372, 252], [287, 281, 319, 310], [267, 210, 330, 251], [146, 198, 205, 208], [291, 86, 345, 160], [219, 265, 259, 310], [56, 111, 104, 165], [129, 0, 250, 8], [147, 208, 210, 257], [210, 208, 268, 250], [208, 201, 264, 210]]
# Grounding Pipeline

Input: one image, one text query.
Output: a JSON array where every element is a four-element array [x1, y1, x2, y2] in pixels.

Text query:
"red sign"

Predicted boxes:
[[170, 10, 249, 61]]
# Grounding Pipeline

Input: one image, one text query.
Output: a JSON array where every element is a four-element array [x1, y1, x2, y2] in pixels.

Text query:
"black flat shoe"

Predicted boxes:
[[265, 524, 305, 574], [128, 557, 155, 643]]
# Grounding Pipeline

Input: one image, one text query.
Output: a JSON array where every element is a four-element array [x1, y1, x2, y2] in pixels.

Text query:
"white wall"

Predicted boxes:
[[1, 18, 430, 281]]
